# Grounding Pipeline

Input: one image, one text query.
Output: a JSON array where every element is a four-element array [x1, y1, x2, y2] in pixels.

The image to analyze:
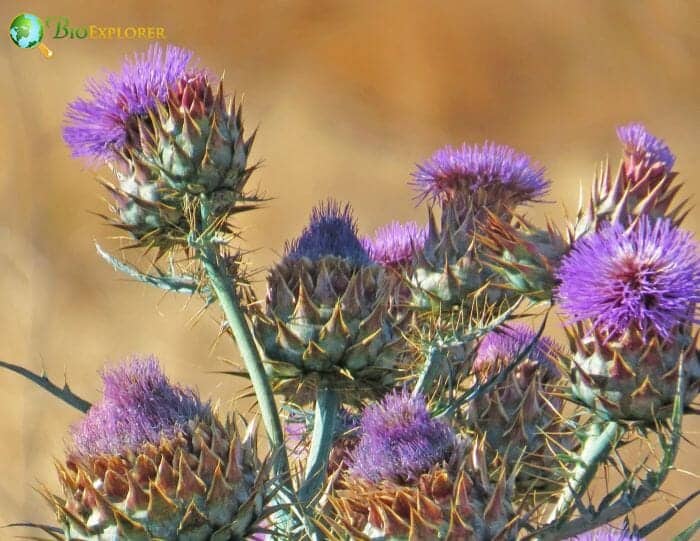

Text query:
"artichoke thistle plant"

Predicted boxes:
[[2, 42, 699, 541]]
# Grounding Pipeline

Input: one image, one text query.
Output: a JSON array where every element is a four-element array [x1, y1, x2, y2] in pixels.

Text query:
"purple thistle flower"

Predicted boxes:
[[71, 356, 208, 456], [617, 122, 675, 175], [556, 218, 700, 342], [63, 44, 196, 161], [566, 525, 642, 541], [362, 220, 428, 267], [475, 323, 560, 376], [410, 142, 549, 205], [285, 199, 371, 266], [349, 389, 455, 484]]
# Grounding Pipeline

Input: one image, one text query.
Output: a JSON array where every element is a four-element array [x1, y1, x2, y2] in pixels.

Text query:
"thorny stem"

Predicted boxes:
[[545, 421, 621, 528], [196, 197, 290, 483], [529, 359, 687, 540], [0, 360, 91, 413], [435, 312, 549, 419], [412, 298, 528, 401], [96, 242, 203, 296], [299, 381, 339, 504], [637, 489, 700, 538], [412, 345, 444, 397]]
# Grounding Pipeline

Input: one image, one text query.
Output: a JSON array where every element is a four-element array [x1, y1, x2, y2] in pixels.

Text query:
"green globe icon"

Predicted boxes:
[[8, 13, 52, 57]]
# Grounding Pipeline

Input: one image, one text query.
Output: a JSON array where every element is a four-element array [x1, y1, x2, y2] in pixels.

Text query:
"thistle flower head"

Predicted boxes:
[[567, 525, 642, 540], [63, 44, 197, 161], [617, 122, 675, 175], [411, 142, 549, 206], [469, 324, 570, 490], [474, 323, 560, 375], [349, 389, 455, 484], [556, 218, 700, 342], [284, 199, 370, 265], [71, 356, 208, 456], [362, 220, 428, 267], [259, 201, 398, 400]]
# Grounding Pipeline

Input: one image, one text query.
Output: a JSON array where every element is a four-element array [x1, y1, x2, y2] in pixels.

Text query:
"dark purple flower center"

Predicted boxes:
[[285, 200, 371, 266], [556, 218, 700, 341], [611, 256, 656, 303]]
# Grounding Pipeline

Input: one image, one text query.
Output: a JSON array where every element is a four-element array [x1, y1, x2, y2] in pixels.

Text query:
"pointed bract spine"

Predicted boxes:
[[251, 201, 399, 402], [48, 358, 267, 540]]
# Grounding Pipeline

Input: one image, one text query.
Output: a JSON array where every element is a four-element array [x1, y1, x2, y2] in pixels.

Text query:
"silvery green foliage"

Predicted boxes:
[[2, 43, 697, 541]]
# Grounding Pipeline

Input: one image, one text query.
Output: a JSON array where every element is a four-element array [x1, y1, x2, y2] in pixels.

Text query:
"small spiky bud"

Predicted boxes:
[[135, 72, 251, 198], [410, 201, 509, 311], [557, 218, 700, 421], [572, 124, 683, 239], [479, 211, 566, 302], [250, 201, 399, 402], [47, 358, 267, 540], [617, 122, 675, 185], [467, 325, 573, 492]]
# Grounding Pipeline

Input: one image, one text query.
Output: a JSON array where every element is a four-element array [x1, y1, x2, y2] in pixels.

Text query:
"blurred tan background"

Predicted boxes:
[[1, 1, 698, 538]]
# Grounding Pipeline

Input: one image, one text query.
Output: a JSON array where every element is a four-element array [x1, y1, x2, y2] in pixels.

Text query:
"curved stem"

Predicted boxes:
[[196, 196, 289, 482], [545, 421, 620, 526], [528, 357, 687, 541], [199, 244, 290, 480], [299, 381, 339, 504]]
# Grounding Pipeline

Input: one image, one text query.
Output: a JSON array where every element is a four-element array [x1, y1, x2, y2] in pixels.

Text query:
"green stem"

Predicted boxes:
[[299, 381, 339, 504], [199, 244, 290, 480], [195, 196, 289, 482], [527, 359, 686, 541], [413, 345, 444, 397], [545, 421, 620, 527], [673, 519, 700, 541]]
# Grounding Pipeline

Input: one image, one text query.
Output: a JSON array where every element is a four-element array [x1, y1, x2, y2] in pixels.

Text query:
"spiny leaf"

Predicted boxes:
[[0, 361, 90, 413]]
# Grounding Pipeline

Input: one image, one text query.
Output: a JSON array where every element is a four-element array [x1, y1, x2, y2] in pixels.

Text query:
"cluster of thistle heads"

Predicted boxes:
[[15, 42, 697, 540]]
